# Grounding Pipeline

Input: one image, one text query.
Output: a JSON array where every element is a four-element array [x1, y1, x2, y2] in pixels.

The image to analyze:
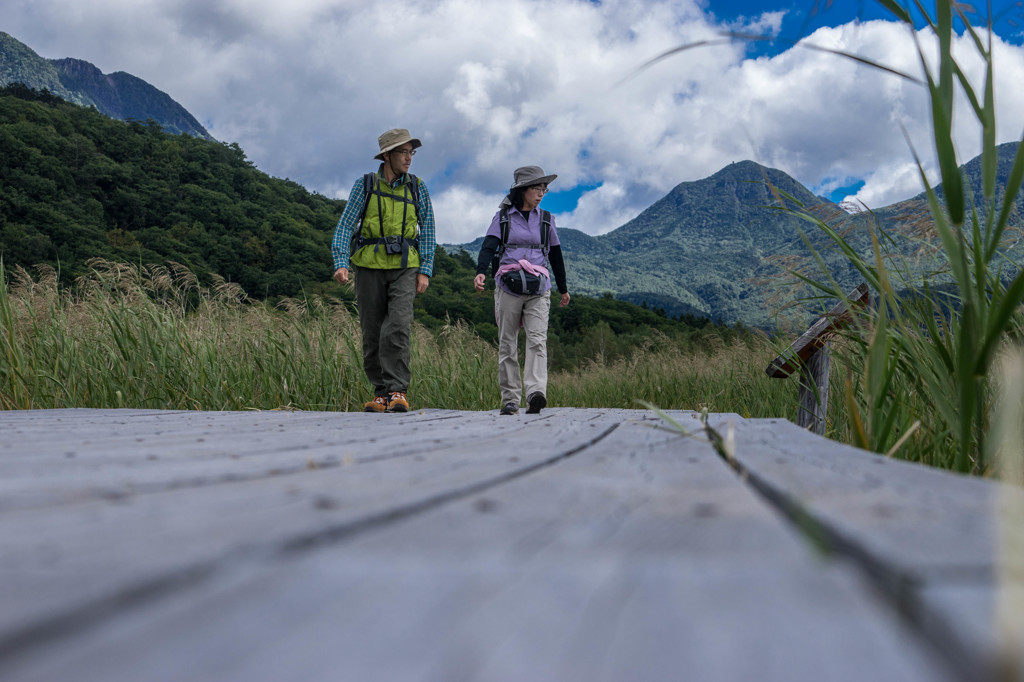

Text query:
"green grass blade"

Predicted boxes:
[[877, 0, 914, 24], [977, 268, 1024, 374], [990, 134, 1024, 260]]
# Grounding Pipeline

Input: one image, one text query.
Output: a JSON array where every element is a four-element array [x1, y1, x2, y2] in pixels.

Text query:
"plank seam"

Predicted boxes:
[[0, 421, 620, 671], [2, 418, 562, 512], [277, 421, 620, 555], [702, 421, 984, 682], [0, 560, 223, 673]]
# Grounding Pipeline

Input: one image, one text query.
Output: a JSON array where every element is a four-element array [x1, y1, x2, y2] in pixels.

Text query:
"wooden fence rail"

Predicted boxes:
[[766, 282, 871, 434]]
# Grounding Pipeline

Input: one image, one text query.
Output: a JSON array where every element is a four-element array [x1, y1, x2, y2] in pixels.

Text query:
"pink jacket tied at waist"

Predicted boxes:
[[496, 259, 549, 280], [494, 260, 550, 327]]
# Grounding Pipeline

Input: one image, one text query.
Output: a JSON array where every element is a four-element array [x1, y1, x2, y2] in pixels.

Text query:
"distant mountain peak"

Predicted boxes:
[[0, 31, 212, 140], [603, 159, 827, 246], [448, 145, 1022, 327]]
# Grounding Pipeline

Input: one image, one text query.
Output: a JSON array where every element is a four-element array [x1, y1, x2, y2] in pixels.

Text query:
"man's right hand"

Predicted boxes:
[[473, 273, 486, 292], [333, 267, 350, 285]]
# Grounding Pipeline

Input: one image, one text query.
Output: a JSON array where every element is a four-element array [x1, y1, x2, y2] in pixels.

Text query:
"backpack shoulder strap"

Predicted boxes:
[[407, 173, 418, 189], [408, 174, 420, 213], [499, 206, 511, 246], [490, 206, 512, 277], [355, 171, 388, 243], [359, 172, 376, 224], [540, 210, 551, 254]]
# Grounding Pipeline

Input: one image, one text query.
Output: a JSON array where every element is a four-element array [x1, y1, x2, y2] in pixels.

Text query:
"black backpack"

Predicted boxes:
[[490, 206, 551, 276], [351, 172, 421, 268]]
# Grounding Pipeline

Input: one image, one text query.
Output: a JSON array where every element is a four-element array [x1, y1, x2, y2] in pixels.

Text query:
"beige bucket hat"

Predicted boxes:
[[510, 165, 557, 189], [375, 128, 422, 160]]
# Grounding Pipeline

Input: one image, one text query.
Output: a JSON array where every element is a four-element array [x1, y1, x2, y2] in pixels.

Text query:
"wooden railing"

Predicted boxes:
[[766, 282, 870, 434]]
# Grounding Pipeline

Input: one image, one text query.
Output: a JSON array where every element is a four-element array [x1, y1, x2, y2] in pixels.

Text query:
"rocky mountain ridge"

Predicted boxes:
[[0, 31, 211, 139]]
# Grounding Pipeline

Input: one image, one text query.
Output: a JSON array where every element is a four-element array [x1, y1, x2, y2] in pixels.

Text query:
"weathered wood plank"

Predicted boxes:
[[708, 415, 1024, 680], [797, 344, 830, 434], [0, 409, 622, 654], [0, 410, 948, 682], [708, 416, 1022, 572], [0, 409, 532, 510]]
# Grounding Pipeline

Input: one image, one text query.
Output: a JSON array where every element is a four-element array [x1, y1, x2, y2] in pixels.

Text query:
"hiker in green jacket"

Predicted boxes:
[[331, 129, 436, 413]]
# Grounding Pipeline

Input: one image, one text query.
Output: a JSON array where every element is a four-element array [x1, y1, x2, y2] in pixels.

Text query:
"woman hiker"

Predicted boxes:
[[473, 166, 570, 415]]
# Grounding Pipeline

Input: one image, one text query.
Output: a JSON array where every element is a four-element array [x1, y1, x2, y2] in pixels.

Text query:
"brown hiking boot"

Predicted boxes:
[[364, 395, 389, 413], [387, 392, 409, 412]]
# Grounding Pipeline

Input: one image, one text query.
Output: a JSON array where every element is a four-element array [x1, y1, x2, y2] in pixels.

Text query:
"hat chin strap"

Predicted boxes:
[[382, 153, 405, 182]]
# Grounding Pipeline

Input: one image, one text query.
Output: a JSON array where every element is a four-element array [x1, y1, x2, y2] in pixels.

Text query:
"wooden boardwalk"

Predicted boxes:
[[0, 407, 1021, 681]]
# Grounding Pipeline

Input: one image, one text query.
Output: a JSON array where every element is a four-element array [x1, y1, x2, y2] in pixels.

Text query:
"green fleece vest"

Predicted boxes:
[[351, 172, 420, 270]]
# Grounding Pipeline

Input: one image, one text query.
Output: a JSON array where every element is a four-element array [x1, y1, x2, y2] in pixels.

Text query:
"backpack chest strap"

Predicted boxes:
[[354, 235, 420, 268]]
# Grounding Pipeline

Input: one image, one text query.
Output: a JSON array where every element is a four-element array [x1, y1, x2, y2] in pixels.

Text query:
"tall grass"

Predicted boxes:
[[0, 258, 801, 417], [772, 1, 1024, 474], [550, 335, 792, 417], [0, 259, 365, 411]]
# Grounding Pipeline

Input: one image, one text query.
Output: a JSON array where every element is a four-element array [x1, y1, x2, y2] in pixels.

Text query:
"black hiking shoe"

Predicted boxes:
[[526, 392, 546, 414], [500, 402, 519, 415]]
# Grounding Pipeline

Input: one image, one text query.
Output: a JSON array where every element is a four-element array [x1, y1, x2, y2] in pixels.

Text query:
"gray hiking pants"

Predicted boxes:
[[495, 287, 550, 406], [353, 266, 417, 396]]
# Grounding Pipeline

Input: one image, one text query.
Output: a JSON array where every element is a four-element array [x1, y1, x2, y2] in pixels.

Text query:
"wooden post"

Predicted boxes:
[[798, 344, 830, 434], [767, 283, 869, 435]]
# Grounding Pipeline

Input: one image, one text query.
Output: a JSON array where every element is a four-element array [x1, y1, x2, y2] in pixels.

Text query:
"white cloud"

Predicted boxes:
[[563, 182, 639, 236], [3, 0, 1024, 246], [431, 184, 506, 245], [851, 161, 926, 208], [721, 9, 786, 37]]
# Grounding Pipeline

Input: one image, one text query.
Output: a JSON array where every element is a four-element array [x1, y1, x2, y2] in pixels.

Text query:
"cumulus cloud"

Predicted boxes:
[[563, 182, 638, 237], [431, 184, 507, 244], [3, 0, 1024, 246]]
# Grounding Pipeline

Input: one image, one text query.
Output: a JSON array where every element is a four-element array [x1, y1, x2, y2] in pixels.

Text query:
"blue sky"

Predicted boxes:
[[548, 0, 1024, 212], [711, 0, 1024, 57], [4, 0, 1024, 241]]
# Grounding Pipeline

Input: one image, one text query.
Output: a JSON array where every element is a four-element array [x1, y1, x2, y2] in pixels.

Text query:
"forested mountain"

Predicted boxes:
[[8, 67, 1018, 334], [458, 161, 852, 326], [905, 140, 1024, 215], [415, 248, 738, 372], [0, 32, 211, 139], [568, 160, 837, 325], [455, 145, 1024, 327], [0, 84, 339, 296], [0, 84, 741, 369]]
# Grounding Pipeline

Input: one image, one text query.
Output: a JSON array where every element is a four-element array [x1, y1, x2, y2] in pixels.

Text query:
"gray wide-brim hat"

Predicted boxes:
[[374, 128, 422, 160], [509, 165, 557, 190], [500, 165, 558, 207]]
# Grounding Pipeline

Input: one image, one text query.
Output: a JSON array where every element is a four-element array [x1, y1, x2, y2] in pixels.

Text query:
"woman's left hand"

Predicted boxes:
[[559, 292, 570, 307]]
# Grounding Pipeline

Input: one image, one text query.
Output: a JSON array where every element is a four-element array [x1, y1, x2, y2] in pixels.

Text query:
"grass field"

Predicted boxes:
[[0, 258, 803, 420]]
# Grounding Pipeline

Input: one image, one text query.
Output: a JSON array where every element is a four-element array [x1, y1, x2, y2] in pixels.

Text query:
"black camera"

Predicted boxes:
[[383, 236, 404, 255]]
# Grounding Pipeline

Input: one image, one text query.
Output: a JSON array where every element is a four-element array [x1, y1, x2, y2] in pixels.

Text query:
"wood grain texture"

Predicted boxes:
[[797, 344, 830, 434], [0, 409, 617, 643], [708, 415, 1024, 680], [0, 407, 1004, 680]]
